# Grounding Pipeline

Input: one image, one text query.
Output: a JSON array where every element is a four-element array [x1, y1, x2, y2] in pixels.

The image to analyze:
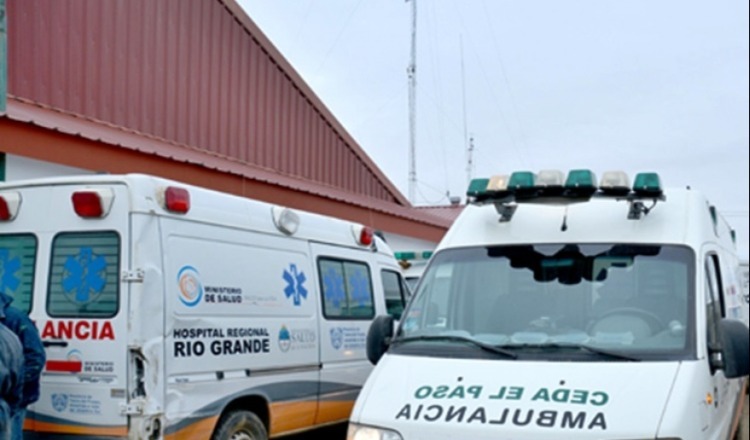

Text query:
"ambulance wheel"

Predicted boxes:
[[212, 410, 267, 440]]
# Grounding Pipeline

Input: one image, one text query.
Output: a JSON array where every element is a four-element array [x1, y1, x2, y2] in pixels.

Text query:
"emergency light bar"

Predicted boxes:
[[466, 170, 664, 221], [394, 251, 434, 261]]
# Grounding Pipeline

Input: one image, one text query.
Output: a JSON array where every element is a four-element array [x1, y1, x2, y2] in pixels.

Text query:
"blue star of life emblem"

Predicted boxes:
[[323, 267, 346, 309], [283, 264, 308, 306], [62, 247, 108, 303], [0, 249, 21, 293], [349, 269, 371, 306]]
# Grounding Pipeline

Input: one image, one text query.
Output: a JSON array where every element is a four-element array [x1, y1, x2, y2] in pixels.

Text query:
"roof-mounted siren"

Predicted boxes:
[[627, 172, 664, 220], [272, 206, 300, 235], [563, 169, 598, 198], [352, 224, 375, 249], [0, 192, 22, 221], [71, 188, 115, 218], [598, 171, 631, 196]]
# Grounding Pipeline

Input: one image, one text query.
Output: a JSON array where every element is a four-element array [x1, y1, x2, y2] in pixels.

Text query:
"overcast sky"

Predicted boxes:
[[238, 0, 749, 259]]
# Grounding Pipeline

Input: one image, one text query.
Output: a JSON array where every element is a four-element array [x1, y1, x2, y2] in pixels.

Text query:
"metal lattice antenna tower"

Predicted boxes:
[[461, 36, 472, 188], [466, 135, 475, 186], [407, 0, 417, 204]]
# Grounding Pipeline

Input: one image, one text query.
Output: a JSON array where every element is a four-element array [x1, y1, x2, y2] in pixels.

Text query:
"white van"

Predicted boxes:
[[0, 173, 411, 439], [352, 170, 750, 440]]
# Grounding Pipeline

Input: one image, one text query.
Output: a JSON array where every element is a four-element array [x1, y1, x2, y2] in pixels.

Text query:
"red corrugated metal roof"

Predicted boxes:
[[6, 0, 410, 207], [415, 205, 465, 224], [3, 96, 452, 229]]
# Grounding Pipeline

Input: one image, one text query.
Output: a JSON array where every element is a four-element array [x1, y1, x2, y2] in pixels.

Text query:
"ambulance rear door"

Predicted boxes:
[[1, 182, 132, 437]]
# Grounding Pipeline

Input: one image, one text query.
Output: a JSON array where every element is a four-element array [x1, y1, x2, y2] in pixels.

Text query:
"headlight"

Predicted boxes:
[[346, 422, 404, 440]]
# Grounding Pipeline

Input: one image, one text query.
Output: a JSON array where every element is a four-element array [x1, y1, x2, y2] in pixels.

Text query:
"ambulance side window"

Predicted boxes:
[[47, 231, 120, 318], [0, 234, 37, 314], [705, 254, 725, 365], [318, 258, 374, 320], [381, 269, 408, 320]]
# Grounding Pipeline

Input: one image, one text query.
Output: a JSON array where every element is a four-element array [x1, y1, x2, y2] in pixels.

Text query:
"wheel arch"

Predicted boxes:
[[212, 394, 271, 436]]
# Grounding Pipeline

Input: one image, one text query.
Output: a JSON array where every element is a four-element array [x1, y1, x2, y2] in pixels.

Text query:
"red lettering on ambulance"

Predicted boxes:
[[99, 322, 115, 340], [58, 321, 73, 339], [41, 320, 115, 340]]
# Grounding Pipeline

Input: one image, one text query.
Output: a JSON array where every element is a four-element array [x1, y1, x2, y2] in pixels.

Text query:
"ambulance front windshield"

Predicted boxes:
[[397, 244, 695, 361]]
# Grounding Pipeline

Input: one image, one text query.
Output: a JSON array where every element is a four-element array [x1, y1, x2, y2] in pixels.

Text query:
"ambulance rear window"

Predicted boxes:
[[0, 234, 37, 314], [47, 231, 120, 318]]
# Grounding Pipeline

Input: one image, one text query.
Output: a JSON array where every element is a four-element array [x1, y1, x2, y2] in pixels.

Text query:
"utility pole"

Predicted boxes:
[[407, 0, 417, 204]]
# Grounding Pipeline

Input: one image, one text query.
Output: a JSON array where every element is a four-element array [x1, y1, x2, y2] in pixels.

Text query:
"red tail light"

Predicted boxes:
[[0, 192, 22, 221], [0, 198, 12, 221], [71, 188, 114, 218], [165, 186, 190, 213], [72, 191, 104, 218]]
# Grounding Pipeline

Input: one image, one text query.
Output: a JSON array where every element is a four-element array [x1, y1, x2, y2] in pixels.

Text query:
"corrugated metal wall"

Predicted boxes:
[[6, 0, 400, 203]]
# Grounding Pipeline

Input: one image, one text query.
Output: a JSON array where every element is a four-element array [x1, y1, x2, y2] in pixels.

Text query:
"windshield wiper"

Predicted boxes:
[[499, 343, 640, 361], [393, 335, 518, 359]]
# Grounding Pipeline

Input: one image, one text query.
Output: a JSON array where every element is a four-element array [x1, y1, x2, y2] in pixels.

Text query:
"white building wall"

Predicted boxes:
[[5, 154, 90, 181]]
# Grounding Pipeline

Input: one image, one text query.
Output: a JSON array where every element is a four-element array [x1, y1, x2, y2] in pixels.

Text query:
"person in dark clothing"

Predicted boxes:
[[0, 292, 45, 440], [0, 321, 24, 440]]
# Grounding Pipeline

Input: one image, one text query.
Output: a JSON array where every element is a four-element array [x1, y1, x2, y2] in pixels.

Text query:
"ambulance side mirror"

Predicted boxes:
[[367, 315, 394, 365], [717, 319, 749, 379]]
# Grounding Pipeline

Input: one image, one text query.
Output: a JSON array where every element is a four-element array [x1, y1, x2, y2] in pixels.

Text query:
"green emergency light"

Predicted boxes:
[[632, 172, 662, 196]]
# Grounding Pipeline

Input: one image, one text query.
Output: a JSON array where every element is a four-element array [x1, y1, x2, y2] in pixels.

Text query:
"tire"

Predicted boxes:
[[212, 410, 268, 440]]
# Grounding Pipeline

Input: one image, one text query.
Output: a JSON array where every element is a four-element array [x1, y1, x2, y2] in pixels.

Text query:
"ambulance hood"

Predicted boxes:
[[352, 354, 681, 440]]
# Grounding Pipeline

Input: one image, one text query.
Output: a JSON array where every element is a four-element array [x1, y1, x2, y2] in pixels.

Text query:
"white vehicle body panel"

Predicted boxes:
[[350, 186, 749, 440], [0, 173, 409, 439]]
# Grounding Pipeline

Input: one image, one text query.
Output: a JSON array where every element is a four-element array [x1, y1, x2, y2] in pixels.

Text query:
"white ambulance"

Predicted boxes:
[[351, 170, 750, 440], [394, 251, 434, 292], [0, 173, 412, 439]]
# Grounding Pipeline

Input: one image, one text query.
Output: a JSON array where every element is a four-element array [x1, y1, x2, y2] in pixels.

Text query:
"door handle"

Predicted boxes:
[[43, 340, 69, 347]]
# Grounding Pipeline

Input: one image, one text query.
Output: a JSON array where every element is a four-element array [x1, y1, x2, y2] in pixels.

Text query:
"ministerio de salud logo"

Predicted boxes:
[[177, 266, 203, 307]]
